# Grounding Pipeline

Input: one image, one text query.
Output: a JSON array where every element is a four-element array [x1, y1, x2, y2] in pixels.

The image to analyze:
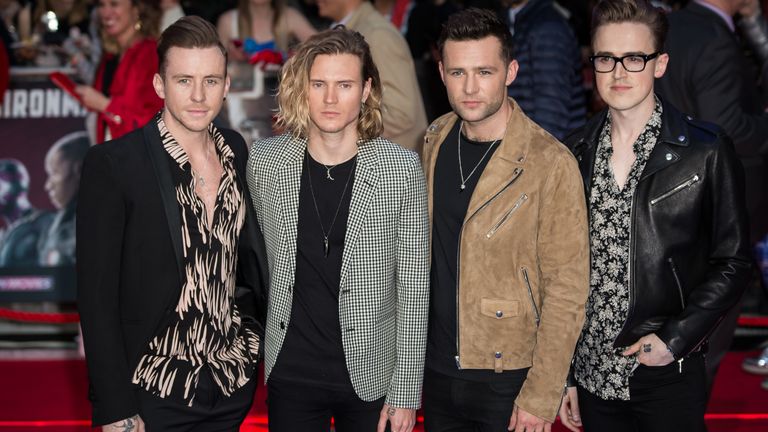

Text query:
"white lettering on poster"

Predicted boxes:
[[1, 89, 87, 118]]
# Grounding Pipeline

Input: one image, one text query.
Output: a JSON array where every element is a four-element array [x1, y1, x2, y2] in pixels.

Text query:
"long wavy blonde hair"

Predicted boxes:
[[276, 27, 383, 140]]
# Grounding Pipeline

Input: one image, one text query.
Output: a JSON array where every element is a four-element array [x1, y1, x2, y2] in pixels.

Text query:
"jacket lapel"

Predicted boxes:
[[640, 100, 690, 181], [465, 99, 529, 219], [142, 120, 184, 284], [339, 139, 379, 288], [277, 137, 306, 285]]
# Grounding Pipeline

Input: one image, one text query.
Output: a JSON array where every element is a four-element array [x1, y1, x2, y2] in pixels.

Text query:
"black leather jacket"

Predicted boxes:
[[563, 98, 752, 359]]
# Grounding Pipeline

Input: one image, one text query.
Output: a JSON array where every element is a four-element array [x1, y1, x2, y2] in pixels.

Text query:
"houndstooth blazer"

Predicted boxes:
[[246, 133, 430, 409]]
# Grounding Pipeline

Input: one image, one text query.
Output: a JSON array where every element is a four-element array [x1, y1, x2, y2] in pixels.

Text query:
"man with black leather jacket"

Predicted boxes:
[[557, 1, 752, 431]]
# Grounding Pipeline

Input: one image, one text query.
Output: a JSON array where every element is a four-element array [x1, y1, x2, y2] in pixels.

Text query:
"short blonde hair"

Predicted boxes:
[[276, 27, 383, 140]]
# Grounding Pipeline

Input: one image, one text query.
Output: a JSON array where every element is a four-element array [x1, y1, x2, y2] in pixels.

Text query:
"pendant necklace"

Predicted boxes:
[[305, 151, 356, 257], [193, 136, 213, 189], [457, 121, 500, 192]]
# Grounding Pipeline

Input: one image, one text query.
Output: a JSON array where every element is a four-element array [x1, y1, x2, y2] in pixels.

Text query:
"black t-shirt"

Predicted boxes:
[[270, 151, 356, 391], [426, 120, 526, 382]]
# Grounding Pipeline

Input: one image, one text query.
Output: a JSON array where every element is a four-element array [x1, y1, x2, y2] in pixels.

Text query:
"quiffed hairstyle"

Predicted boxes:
[[157, 16, 228, 78], [437, 8, 514, 64], [276, 27, 383, 140], [591, 0, 668, 51]]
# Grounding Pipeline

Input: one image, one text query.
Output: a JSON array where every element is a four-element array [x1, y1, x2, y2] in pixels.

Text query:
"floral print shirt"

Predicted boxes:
[[573, 101, 663, 400]]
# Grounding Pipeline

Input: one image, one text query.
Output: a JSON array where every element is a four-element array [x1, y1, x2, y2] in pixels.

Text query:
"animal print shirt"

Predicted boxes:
[[131, 115, 258, 406]]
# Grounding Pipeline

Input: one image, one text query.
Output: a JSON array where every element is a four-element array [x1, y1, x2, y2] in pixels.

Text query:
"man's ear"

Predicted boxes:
[[654, 53, 669, 79], [153, 73, 166, 100]]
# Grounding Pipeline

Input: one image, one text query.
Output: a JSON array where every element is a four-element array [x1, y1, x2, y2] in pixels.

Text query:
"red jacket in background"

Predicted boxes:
[[93, 38, 163, 143]]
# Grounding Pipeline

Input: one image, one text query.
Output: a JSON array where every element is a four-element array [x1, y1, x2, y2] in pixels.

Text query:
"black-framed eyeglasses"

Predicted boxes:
[[589, 52, 660, 73]]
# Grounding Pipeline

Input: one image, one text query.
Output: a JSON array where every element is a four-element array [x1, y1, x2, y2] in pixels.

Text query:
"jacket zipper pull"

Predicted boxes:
[[678, 358, 684, 374], [455, 355, 462, 370]]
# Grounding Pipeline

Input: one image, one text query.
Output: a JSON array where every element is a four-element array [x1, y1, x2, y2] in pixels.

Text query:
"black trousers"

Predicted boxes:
[[267, 378, 387, 432], [422, 368, 528, 432], [578, 355, 707, 432], [136, 366, 256, 432]]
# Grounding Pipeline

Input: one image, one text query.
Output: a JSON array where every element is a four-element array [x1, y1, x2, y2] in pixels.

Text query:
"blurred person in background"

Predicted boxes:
[[316, 0, 427, 153], [159, 0, 183, 30], [75, 0, 163, 143], [217, 0, 316, 61], [1, 0, 32, 64], [504, 0, 586, 140], [31, 0, 91, 46], [737, 0, 768, 392], [656, 0, 768, 397]]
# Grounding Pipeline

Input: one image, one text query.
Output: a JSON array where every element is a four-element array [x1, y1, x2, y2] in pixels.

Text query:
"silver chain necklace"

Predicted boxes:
[[192, 136, 213, 189], [305, 151, 356, 257], [458, 122, 500, 191]]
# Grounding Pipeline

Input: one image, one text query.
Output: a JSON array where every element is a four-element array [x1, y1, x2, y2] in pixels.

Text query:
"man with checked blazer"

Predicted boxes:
[[246, 27, 430, 432]]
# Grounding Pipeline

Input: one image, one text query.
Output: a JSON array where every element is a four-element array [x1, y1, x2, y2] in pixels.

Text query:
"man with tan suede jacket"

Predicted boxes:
[[421, 8, 589, 432]]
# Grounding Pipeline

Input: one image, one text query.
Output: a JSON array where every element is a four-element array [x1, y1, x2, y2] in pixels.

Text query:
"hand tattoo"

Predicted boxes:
[[115, 415, 139, 432]]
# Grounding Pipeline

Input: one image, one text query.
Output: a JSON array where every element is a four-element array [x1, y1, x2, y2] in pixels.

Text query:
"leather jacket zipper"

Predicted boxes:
[[455, 167, 524, 369], [650, 174, 700, 206], [521, 267, 540, 326], [616, 192, 638, 344], [486, 194, 528, 238], [668, 257, 686, 309]]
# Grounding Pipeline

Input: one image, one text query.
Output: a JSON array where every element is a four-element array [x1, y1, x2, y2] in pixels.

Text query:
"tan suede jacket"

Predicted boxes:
[[422, 98, 589, 422]]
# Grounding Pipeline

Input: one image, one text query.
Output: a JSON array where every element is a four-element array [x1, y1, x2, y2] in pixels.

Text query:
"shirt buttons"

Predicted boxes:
[[280, 321, 286, 330], [495, 310, 503, 318]]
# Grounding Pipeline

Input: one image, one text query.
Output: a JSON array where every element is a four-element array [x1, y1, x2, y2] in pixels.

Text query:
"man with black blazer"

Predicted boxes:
[[76, 17, 268, 431], [655, 0, 768, 394]]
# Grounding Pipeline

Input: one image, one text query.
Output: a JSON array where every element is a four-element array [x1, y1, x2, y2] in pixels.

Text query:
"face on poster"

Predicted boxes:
[[0, 71, 88, 301]]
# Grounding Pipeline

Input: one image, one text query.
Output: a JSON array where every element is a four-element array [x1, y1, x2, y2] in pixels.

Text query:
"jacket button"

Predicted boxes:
[[495, 310, 503, 318], [677, 135, 685, 142], [495, 352, 502, 358], [280, 321, 285, 330], [665, 153, 673, 161]]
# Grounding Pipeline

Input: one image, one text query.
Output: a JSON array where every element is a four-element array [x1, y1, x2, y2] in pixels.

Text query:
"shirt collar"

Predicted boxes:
[[157, 113, 233, 168], [693, 0, 735, 32]]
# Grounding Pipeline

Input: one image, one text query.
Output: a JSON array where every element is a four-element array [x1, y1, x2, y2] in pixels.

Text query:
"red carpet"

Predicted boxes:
[[1, 351, 766, 431]]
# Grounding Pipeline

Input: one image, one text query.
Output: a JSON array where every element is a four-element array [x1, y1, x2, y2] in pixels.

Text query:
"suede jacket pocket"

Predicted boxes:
[[480, 298, 520, 319]]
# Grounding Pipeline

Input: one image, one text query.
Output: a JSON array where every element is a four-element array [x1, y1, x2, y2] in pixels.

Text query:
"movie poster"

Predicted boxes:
[[0, 69, 88, 302]]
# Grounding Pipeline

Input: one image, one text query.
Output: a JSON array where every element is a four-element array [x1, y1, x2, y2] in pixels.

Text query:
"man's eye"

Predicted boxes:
[[450, 71, 463, 77], [626, 56, 644, 64], [596, 57, 613, 65], [479, 70, 492, 76], [178, 79, 189, 84]]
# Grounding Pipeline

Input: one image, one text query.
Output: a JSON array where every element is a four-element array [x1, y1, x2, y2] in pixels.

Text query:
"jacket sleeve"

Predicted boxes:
[[103, 42, 163, 135], [76, 147, 138, 426], [655, 134, 752, 358], [690, 33, 768, 156], [386, 152, 430, 409], [231, 133, 269, 357], [515, 150, 589, 422]]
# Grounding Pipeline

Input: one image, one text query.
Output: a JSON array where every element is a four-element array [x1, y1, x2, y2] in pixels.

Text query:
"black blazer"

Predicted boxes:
[[76, 120, 268, 426], [656, 2, 768, 239]]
